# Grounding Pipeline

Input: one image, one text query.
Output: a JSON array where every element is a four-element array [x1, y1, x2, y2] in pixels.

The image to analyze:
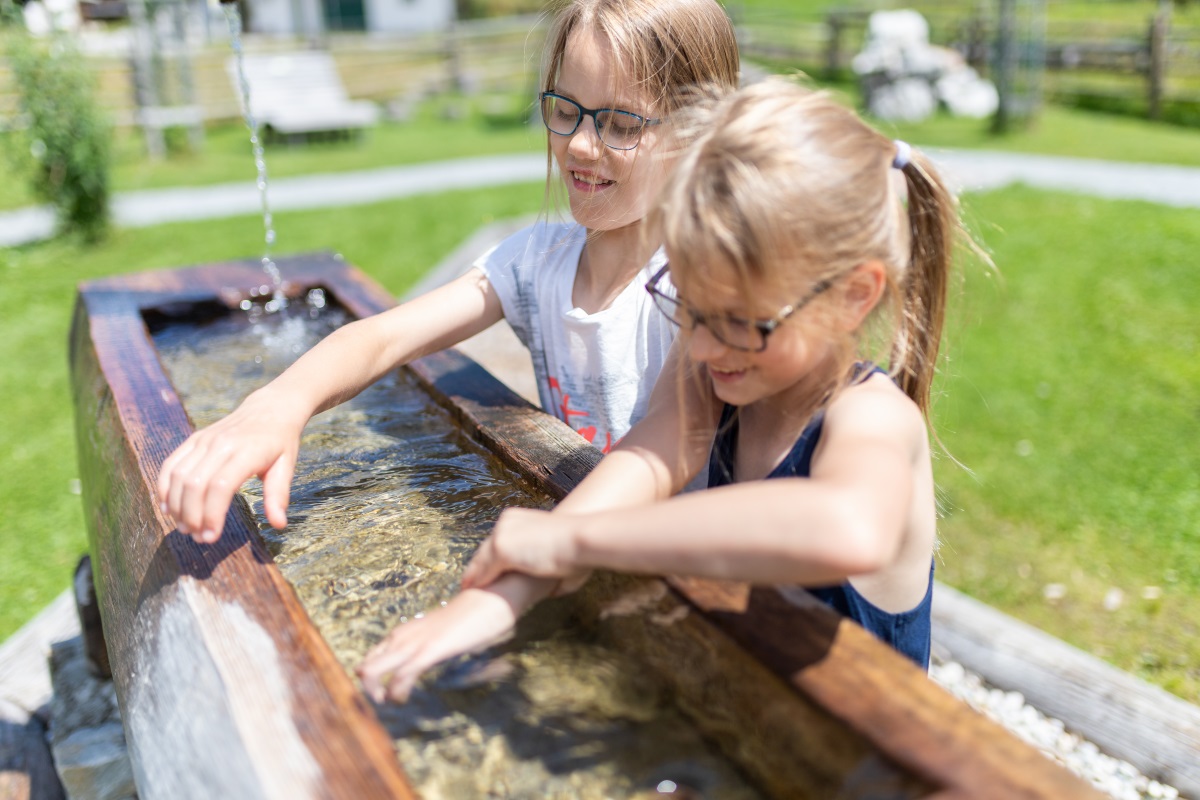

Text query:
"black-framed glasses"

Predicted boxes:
[[540, 92, 662, 151], [645, 265, 839, 352]]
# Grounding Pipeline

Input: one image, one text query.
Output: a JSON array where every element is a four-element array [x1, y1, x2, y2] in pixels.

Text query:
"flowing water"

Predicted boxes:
[[222, 4, 286, 314], [151, 298, 767, 800]]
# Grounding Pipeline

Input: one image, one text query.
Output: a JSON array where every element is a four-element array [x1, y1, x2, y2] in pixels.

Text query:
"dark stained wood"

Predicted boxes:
[[73, 252, 1104, 799], [72, 557, 110, 680], [71, 253, 415, 800], [574, 572, 933, 799]]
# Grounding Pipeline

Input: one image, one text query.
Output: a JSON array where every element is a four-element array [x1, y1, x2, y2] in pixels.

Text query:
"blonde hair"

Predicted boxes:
[[657, 78, 964, 419], [537, 0, 740, 207], [541, 0, 739, 109]]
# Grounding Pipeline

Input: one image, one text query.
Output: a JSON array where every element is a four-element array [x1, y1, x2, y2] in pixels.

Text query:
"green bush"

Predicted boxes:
[[4, 13, 111, 241]]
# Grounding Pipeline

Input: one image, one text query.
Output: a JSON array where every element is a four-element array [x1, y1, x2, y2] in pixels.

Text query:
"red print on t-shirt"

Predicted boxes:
[[547, 376, 613, 453]]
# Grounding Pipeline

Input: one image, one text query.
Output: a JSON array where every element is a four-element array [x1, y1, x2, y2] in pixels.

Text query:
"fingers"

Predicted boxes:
[[159, 430, 288, 544], [260, 451, 295, 529], [156, 437, 195, 510], [358, 635, 423, 704], [460, 540, 501, 590], [166, 437, 241, 543], [555, 570, 591, 596]]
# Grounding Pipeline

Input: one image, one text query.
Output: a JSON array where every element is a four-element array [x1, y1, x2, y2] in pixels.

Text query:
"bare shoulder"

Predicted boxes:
[[822, 372, 927, 456]]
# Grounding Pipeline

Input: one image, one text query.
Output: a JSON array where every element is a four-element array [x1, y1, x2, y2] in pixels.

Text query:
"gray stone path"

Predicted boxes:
[[2, 148, 1198, 248]]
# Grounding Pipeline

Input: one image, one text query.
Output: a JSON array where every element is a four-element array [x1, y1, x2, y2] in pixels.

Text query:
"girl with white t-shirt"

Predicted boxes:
[[158, 0, 739, 544]]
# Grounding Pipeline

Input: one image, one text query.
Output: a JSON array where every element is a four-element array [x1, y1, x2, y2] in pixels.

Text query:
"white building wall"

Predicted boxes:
[[241, 0, 322, 37], [365, 0, 453, 34]]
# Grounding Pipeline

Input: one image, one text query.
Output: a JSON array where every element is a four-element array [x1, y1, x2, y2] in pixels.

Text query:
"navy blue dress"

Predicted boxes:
[[707, 392, 933, 670]]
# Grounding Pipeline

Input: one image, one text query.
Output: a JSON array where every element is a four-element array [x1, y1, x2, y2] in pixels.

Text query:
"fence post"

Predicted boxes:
[[1148, 4, 1169, 121], [991, 0, 1018, 132], [967, 5, 989, 76], [825, 11, 845, 81]]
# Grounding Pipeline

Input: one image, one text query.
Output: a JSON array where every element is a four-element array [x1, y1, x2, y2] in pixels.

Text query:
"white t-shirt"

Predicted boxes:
[[474, 221, 676, 453]]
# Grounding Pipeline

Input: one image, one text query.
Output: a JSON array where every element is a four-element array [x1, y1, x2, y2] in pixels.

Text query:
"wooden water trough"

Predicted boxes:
[[69, 253, 1104, 800]]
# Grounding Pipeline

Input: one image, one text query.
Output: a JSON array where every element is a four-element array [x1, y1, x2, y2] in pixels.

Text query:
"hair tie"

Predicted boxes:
[[892, 140, 911, 170]]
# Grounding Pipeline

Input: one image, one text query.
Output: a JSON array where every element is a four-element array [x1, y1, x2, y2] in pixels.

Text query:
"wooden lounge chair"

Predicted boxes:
[[226, 51, 379, 141]]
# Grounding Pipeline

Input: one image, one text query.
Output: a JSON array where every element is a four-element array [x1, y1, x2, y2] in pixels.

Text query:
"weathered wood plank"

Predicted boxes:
[[933, 581, 1200, 798], [71, 254, 415, 800]]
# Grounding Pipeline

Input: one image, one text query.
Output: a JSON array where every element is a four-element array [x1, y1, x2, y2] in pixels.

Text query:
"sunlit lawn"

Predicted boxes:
[[0, 96, 543, 211], [935, 187, 1200, 701], [1, 179, 1197, 703], [879, 104, 1200, 167]]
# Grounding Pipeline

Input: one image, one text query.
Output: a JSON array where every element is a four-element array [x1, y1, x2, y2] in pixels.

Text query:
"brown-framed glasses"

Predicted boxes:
[[645, 265, 839, 352]]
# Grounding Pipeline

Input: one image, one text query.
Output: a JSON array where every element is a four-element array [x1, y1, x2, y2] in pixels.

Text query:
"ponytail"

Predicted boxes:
[[891, 149, 957, 418]]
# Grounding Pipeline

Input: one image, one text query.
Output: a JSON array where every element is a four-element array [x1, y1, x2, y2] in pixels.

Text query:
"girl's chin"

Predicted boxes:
[[709, 370, 759, 405], [568, 196, 638, 231]]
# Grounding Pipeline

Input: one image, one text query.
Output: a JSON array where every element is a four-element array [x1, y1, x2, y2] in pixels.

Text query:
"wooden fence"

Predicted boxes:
[[735, 5, 1200, 122], [0, 13, 546, 130], [3, 8, 1198, 131]]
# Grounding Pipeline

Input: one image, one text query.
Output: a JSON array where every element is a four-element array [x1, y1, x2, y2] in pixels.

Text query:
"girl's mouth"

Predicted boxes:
[[570, 170, 615, 191], [708, 365, 746, 384]]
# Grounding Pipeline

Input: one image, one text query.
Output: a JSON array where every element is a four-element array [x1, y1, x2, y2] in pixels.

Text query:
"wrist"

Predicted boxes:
[[564, 513, 592, 573], [245, 384, 315, 428]]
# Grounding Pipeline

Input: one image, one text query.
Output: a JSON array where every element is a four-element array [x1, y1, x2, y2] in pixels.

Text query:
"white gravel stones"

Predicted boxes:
[[929, 657, 1182, 800]]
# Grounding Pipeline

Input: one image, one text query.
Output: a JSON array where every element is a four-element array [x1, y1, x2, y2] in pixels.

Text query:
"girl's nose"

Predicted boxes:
[[567, 117, 605, 159], [687, 323, 729, 363]]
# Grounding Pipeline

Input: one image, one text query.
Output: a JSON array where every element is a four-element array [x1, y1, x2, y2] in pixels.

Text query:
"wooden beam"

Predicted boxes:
[[73, 252, 1105, 798], [71, 254, 415, 799], [406, 344, 1105, 800]]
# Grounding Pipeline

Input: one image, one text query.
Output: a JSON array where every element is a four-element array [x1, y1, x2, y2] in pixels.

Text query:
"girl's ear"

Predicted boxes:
[[840, 260, 887, 331]]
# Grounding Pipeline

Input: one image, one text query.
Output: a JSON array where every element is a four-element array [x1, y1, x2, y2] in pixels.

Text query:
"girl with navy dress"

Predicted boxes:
[[364, 78, 971, 700]]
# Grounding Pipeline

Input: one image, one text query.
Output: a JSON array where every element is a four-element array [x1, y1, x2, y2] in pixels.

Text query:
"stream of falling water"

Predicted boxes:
[[222, 3, 287, 314]]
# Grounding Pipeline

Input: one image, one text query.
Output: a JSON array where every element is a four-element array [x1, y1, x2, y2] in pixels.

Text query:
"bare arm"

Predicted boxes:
[[355, 341, 719, 701], [558, 340, 718, 513], [157, 269, 504, 543], [465, 379, 925, 590], [458, 341, 718, 590]]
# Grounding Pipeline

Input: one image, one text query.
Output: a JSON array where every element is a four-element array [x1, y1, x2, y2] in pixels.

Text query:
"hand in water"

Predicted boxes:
[[156, 390, 305, 544], [460, 507, 590, 594], [357, 587, 521, 704]]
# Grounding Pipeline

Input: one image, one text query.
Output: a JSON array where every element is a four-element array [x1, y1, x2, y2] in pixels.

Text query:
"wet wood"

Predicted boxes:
[[72, 252, 1104, 799], [71, 253, 415, 800], [408, 335, 1105, 800]]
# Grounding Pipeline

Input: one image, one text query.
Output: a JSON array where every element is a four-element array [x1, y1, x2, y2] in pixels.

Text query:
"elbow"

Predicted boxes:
[[805, 495, 901, 577]]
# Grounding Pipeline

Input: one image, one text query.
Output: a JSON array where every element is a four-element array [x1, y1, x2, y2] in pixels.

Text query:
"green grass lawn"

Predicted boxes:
[[0, 95, 544, 211], [878, 104, 1200, 167], [1, 180, 1197, 703], [0, 180, 547, 639], [935, 186, 1200, 701], [2, 18, 1198, 702]]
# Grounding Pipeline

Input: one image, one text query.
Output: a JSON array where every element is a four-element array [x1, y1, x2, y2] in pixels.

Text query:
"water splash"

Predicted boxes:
[[223, 3, 287, 314]]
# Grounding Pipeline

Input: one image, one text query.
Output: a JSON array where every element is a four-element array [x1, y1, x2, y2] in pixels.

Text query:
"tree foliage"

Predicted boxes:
[[4, 5, 111, 241]]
